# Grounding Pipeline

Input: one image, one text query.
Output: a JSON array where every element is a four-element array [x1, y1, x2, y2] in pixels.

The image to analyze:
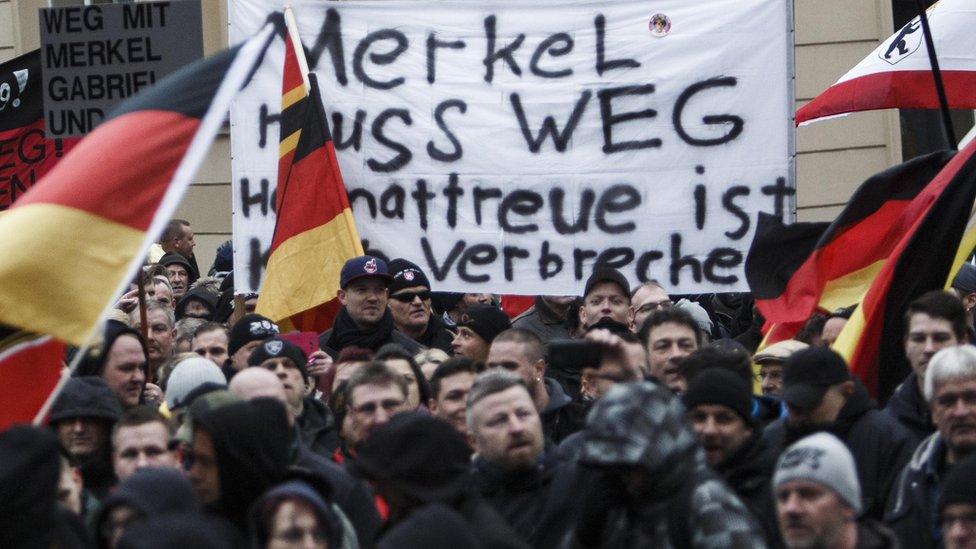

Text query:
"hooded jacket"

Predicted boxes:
[[714, 435, 783, 548], [378, 503, 483, 549], [175, 284, 219, 321], [572, 382, 766, 548], [763, 382, 915, 520], [95, 468, 201, 549], [249, 480, 345, 549], [883, 372, 932, 447], [883, 432, 946, 549], [193, 398, 290, 534], [540, 377, 585, 444], [297, 396, 341, 457], [319, 307, 424, 358]]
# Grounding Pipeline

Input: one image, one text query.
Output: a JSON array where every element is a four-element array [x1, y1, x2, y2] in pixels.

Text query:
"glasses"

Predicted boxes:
[[352, 398, 405, 415], [390, 290, 431, 303]]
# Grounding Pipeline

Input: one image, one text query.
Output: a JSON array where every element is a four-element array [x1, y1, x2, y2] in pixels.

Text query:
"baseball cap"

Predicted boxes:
[[458, 305, 511, 344], [781, 347, 851, 410], [583, 267, 630, 298], [754, 340, 809, 364], [340, 256, 393, 289]]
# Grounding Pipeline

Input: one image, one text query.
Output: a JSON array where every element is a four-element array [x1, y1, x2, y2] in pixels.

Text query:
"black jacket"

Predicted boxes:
[[291, 442, 383, 547], [416, 314, 455, 354], [763, 383, 915, 520], [883, 373, 932, 447], [319, 307, 424, 358], [453, 490, 531, 549], [472, 452, 574, 546], [540, 378, 585, 444], [715, 435, 783, 548], [297, 396, 341, 458], [884, 433, 946, 549], [857, 519, 901, 549]]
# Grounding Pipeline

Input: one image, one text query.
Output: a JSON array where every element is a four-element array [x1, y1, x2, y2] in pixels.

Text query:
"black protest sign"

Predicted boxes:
[[39, 0, 203, 137]]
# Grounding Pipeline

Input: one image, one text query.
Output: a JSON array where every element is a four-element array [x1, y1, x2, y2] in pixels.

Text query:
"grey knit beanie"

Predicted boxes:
[[773, 432, 862, 514]]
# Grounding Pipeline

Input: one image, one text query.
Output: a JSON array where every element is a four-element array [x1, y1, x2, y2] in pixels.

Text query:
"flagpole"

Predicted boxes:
[[283, 6, 311, 92], [914, 0, 957, 150]]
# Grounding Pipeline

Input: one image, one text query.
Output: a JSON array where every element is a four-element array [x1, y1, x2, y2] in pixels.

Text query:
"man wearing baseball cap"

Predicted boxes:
[[387, 258, 455, 353], [774, 433, 898, 548], [318, 255, 424, 358], [763, 347, 915, 520], [578, 267, 631, 330]]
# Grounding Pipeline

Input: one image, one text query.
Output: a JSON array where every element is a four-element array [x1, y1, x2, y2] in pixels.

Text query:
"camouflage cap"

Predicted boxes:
[[173, 390, 242, 445], [579, 381, 697, 472]]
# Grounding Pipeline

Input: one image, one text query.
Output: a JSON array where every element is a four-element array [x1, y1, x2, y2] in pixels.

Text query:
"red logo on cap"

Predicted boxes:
[[404, 271, 415, 281], [364, 258, 378, 274]]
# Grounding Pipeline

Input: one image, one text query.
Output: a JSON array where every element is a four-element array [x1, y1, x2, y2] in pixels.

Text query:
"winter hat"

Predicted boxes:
[[116, 513, 234, 549], [48, 376, 123, 424], [939, 453, 976, 511], [774, 432, 862, 514], [682, 368, 754, 427], [99, 468, 200, 524], [159, 252, 192, 273], [175, 286, 218, 320], [165, 357, 227, 409], [430, 292, 463, 315], [352, 412, 472, 503], [953, 263, 976, 295], [458, 305, 511, 345], [76, 320, 148, 378], [227, 314, 279, 357], [247, 337, 309, 382], [388, 258, 431, 294], [674, 299, 714, 335]]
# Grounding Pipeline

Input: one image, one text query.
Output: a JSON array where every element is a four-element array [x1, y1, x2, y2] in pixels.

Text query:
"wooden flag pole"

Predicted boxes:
[[914, 0, 957, 150]]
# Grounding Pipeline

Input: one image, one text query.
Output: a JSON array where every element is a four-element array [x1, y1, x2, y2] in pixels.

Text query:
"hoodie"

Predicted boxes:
[[0, 426, 65, 549], [95, 468, 201, 549], [249, 480, 345, 549], [193, 398, 290, 534], [175, 284, 219, 321], [539, 377, 584, 444]]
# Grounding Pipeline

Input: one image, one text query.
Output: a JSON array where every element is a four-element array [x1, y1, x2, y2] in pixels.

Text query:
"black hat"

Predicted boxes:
[[953, 263, 976, 295], [458, 304, 511, 344], [340, 255, 393, 289], [49, 376, 123, 424], [430, 292, 463, 315], [247, 337, 309, 382], [77, 320, 149, 378], [351, 412, 472, 503], [781, 347, 851, 410], [940, 452, 976, 511], [583, 267, 630, 298], [228, 314, 279, 357], [682, 368, 754, 426], [175, 286, 218, 320], [0, 426, 62, 548], [388, 258, 431, 294], [159, 252, 192, 272]]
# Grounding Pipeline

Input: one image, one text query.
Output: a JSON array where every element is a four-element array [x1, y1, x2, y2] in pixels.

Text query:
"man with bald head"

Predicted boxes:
[[229, 367, 381, 543]]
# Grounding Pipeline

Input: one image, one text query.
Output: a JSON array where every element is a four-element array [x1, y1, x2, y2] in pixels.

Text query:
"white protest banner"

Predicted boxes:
[[230, 0, 795, 296]]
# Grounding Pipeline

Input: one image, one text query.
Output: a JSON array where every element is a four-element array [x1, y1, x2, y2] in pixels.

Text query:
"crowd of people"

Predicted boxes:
[[5, 218, 976, 549]]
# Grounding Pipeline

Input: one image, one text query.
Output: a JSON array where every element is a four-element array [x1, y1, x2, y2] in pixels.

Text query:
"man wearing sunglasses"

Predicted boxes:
[[387, 258, 455, 353]]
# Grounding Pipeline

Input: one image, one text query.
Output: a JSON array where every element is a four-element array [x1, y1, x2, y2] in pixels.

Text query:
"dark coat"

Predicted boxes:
[[319, 307, 424, 358], [884, 433, 946, 549], [511, 299, 571, 345], [857, 519, 901, 549], [297, 396, 341, 458], [416, 314, 455, 354], [883, 373, 932, 447], [472, 453, 574, 546], [763, 383, 916, 520], [715, 435, 783, 548], [540, 378, 585, 444]]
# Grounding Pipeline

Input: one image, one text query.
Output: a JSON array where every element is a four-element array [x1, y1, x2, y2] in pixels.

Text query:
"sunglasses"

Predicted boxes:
[[390, 290, 431, 302]]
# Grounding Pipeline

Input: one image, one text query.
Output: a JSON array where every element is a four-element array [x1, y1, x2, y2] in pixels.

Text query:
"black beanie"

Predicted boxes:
[[458, 305, 511, 344], [247, 337, 309, 382], [227, 314, 279, 357], [940, 453, 976, 511], [682, 368, 754, 426], [388, 258, 431, 294]]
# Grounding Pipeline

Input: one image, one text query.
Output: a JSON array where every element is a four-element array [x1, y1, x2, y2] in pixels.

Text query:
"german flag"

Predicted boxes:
[[747, 151, 953, 328], [0, 23, 277, 346], [0, 329, 63, 430], [834, 139, 976, 398], [255, 33, 362, 332]]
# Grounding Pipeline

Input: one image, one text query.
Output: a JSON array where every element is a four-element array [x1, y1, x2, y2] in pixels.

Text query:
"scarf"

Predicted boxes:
[[327, 307, 396, 351]]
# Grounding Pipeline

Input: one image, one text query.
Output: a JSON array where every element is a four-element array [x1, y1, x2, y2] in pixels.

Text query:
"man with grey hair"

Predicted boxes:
[[774, 433, 898, 548], [467, 371, 574, 546], [886, 345, 976, 547]]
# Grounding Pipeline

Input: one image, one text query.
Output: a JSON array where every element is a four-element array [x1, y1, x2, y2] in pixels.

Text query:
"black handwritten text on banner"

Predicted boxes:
[[229, 0, 795, 295]]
